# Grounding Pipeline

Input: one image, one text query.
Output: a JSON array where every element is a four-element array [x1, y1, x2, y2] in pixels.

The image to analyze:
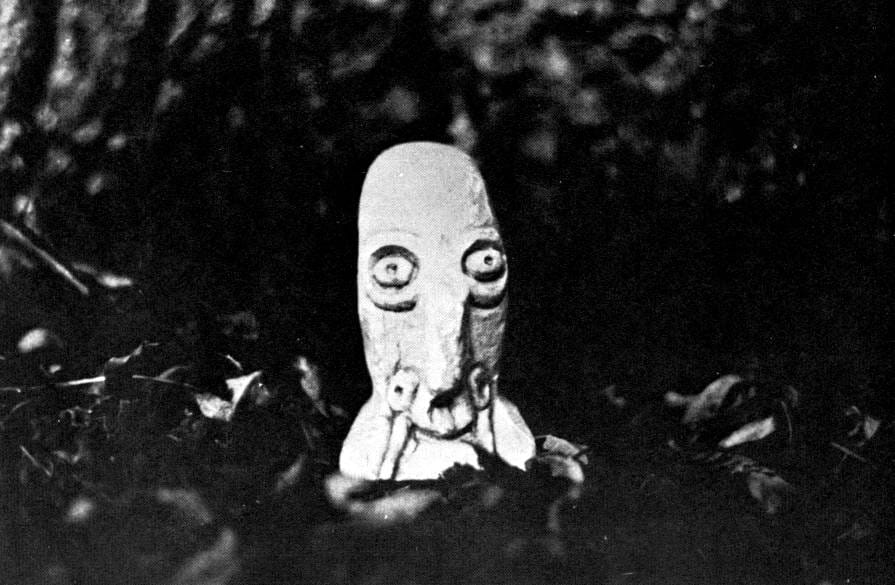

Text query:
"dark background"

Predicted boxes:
[[2, 0, 889, 422], [1, 2, 893, 583]]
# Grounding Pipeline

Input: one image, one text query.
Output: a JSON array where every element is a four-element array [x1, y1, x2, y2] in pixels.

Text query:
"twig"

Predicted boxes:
[[0, 399, 32, 428], [0, 219, 89, 296], [3, 374, 199, 393], [299, 420, 316, 452], [130, 375, 200, 391], [780, 399, 793, 445], [55, 376, 107, 388], [19, 445, 52, 477], [5, 399, 32, 418], [830, 442, 869, 464]]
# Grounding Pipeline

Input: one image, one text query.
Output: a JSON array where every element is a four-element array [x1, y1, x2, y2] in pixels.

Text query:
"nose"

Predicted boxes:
[[420, 280, 467, 393]]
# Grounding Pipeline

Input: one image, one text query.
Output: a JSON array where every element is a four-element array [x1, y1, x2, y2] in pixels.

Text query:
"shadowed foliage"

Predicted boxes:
[[0, 1, 891, 583]]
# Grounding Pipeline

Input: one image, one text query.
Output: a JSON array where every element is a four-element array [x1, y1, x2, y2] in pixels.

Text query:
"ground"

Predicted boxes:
[[0, 288, 892, 584]]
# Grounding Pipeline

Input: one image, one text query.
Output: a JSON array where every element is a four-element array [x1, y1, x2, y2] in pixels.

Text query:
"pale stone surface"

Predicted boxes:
[[339, 141, 536, 480]]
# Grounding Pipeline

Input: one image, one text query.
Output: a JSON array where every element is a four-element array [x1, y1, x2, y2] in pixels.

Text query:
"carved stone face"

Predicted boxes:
[[340, 142, 535, 480]]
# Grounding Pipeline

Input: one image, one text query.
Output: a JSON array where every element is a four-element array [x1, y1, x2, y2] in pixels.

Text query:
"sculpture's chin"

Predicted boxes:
[[392, 434, 482, 480]]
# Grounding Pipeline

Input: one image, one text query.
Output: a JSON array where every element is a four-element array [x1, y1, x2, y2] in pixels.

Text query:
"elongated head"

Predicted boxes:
[[357, 142, 507, 437]]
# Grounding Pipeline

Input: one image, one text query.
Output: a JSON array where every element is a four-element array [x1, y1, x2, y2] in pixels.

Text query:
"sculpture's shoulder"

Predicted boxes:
[[491, 395, 536, 470], [339, 397, 391, 480]]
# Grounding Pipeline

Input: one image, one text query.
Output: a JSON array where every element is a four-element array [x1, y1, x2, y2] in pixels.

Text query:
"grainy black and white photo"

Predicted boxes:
[[0, 1, 891, 583]]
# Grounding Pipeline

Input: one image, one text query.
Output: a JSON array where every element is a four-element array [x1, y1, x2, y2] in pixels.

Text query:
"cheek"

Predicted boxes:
[[359, 306, 395, 380], [359, 303, 421, 381], [468, 302, 506, 368]]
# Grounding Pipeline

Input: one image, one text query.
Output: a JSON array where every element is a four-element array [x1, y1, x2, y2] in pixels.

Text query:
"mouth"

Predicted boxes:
[[429, 385, 464, 409], [403, 365, 493, 437]]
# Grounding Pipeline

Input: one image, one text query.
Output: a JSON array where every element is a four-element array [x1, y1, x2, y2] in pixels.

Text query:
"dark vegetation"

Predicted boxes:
[[1, 1, 891, 583]]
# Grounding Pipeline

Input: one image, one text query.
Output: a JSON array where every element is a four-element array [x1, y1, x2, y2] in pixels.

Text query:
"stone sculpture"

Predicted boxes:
[[339, 142, 536, 480]]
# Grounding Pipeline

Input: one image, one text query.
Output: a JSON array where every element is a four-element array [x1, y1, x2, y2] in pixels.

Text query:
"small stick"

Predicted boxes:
[[4, 374, 199, 393], [0, 219, 89, 296], [54, 376, 107, 388], [19, 445, 52, 477], [830, 442, 869, 464], [780, 399, 794, 445], [130, 375, 200, 391]]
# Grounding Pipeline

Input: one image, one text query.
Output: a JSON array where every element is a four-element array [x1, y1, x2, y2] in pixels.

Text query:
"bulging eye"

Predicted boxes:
[[373, 255, 414, 288], [371, 247, 417, 288], [463, 243, 506, 282], [463, 239, 507, 308], [367, 246, 418, 311]]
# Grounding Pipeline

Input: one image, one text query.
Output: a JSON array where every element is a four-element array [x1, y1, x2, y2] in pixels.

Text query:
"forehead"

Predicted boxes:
[[358, 142, 496, 238]]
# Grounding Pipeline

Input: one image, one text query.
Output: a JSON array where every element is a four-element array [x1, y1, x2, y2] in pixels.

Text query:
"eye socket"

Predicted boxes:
[[371, 246, 417, 288], [462, 241, 506, 282]]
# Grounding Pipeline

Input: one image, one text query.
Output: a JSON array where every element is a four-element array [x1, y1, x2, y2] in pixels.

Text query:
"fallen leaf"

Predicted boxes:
[[537, 454, 585, 486], [17, 328, 63, 354], [103, 343, 156, 375], [601, 384, 628, 409], [324, 473, 443, 526], [196, 393, 235, 422], [295, 355, 327, 414], [64, 496, 96, 524], [665, 374, 743, 424], [224, 370, 263, 408], [537, 434, 589, 464], [217, 311, 259, 341], [363, 489, 444, 525], [837, 520, 878, 542], [71, 262, 135, 289], [532, 435, 589, 491], [718, 415, 776, 449], [156, 488, 214, 526], [166, 528, 239, 585], [274, 454, 307, 494], [863, 416, 881, 442], [746, 470, 794, 515]]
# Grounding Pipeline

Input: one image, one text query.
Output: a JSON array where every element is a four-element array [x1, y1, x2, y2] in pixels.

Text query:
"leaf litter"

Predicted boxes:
[[1, 318, 893, 584]]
